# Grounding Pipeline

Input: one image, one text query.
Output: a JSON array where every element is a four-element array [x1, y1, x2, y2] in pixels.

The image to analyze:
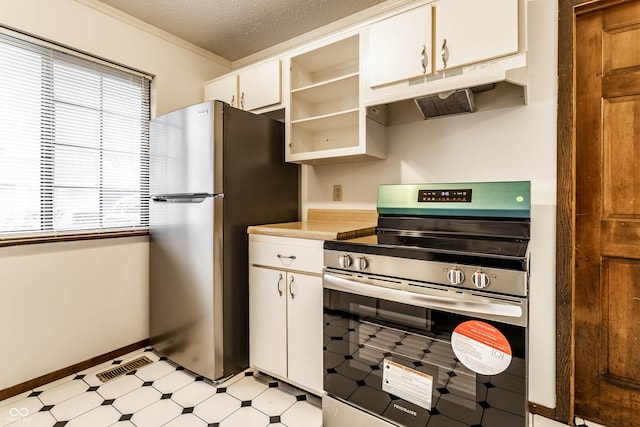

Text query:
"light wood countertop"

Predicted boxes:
[[247, 209, 377, 240]]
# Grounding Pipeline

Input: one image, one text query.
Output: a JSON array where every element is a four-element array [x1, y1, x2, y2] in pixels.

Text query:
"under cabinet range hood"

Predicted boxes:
[[414, 88, 474, 119], [365, 52, 529, 122]]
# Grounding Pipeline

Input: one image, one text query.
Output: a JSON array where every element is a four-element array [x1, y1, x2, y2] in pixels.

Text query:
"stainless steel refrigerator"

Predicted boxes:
[[149, 100, 299, 380]]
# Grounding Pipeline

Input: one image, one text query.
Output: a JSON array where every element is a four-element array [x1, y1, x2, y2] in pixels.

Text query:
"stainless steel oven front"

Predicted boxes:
[[322, 266, 528, 427]]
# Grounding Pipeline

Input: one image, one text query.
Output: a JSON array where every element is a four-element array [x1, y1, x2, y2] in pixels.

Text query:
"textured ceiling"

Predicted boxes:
[[96, 0, 387, 61]]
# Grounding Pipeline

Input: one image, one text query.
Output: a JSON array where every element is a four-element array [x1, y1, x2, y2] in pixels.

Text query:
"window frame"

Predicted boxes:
[[0, 27, 152, 246]]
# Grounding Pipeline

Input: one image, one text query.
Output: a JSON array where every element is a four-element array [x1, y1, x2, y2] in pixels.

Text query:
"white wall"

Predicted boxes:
[[0, 238, 148, 390], [302, 0, 559, 408], [0, 0, 229, 391]]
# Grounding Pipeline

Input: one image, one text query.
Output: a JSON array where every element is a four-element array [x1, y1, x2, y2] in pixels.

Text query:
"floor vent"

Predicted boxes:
[[95, 356, 153, 383]]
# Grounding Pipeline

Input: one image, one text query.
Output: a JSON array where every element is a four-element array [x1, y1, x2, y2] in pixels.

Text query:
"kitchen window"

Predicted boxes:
[[0, 31, 151, 244]]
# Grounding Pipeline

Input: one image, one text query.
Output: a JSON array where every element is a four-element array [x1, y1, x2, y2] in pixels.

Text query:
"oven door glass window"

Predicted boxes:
[[323, 288, 526, 427]]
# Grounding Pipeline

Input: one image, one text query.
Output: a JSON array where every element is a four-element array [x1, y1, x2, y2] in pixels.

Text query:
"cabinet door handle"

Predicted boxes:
[[277, 254, 297, 261], [289, 275, 296, 299], [240, 92, 245, 109], [441, 38, 448, 69], [277, 273, 284, 296], [421, 44, 428, 74], [231, 94, 235, 107]]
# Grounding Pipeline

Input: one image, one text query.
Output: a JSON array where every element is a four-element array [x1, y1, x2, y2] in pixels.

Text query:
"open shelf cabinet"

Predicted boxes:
[[286, 32, 386, 164]]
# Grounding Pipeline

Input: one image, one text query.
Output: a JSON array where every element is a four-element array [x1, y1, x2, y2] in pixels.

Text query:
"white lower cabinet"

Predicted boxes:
[[248, 235, 323, 394]]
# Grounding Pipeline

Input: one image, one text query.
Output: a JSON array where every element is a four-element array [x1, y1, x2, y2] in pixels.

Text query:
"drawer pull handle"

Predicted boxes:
[[441, 38, 449, 69], [277, 254, 297, 260], [289, 275, 296, 299], [277, 273, 284, 296]]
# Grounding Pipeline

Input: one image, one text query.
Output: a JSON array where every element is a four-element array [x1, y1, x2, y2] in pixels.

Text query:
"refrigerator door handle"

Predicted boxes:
[[151, 193, 224, 203]]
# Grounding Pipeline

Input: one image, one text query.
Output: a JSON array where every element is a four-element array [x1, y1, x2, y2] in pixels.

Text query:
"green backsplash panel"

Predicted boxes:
[[377, 181, 531, 218]]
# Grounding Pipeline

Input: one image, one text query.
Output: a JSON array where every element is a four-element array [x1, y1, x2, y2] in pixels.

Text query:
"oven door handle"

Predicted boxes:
[[323, 273, 525, 324]]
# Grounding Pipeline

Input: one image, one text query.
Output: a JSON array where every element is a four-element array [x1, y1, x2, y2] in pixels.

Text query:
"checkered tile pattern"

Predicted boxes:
[[0, 348, 321, 427]]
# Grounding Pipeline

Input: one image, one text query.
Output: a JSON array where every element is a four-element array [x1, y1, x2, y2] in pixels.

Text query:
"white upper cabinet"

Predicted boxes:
[[434, 0, 519, 72], [203, 0, 526, 162], [367, 5, 433, 88], [204, 73, 238, 107], [204, 59, 281, 111], [365, 0, 522, 95], [238, 60, 281, 111]]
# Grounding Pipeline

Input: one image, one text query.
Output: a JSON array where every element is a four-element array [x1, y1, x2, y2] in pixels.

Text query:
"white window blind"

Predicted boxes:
[[0, 32, 150, 239]]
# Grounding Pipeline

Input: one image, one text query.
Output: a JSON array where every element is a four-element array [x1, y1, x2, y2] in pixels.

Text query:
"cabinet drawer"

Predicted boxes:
[[249, 235, 323, 274]]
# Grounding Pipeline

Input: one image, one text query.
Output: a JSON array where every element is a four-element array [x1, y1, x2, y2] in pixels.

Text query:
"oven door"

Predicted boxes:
[[322, 270, 527, 427]]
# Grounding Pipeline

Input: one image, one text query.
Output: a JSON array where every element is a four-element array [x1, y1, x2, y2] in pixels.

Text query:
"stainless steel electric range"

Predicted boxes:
[[322, 181, 530, 427]]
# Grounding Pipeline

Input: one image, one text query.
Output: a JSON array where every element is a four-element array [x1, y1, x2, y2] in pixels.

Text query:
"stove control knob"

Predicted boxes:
[[447, 267, 465, 285], [472, 271, 491, 289], [355, 257, 369, 270], [338, 254, 353, 269]]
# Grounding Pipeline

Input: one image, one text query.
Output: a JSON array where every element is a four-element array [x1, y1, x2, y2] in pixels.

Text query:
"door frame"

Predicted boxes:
[[555, 0, 631, 424]]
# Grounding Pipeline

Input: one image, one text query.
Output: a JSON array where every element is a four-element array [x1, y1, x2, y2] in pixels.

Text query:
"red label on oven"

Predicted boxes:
[[451, 320, 512, 375]]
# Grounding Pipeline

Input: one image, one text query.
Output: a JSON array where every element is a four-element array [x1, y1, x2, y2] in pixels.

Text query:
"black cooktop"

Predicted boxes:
[[377, 233, 528, 257], [324, 215, 531, 271]]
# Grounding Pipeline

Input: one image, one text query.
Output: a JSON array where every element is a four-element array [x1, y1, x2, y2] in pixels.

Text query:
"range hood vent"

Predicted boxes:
[[414, 89, 475, 119]]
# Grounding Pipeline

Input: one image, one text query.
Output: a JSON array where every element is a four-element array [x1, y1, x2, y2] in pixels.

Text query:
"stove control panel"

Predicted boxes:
[[418, 189, 472, 203], [324, 249, 528, 297]]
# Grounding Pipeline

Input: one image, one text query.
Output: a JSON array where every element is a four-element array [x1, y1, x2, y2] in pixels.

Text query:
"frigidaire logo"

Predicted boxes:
[[393, 403, 417, 417]]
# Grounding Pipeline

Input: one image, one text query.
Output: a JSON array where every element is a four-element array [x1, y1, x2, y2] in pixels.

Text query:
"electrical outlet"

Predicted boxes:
[[333, 184, 343, 201]]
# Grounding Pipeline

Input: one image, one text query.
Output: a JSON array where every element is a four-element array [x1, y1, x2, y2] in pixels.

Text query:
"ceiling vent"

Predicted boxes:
[[414, 89, 475, 119]]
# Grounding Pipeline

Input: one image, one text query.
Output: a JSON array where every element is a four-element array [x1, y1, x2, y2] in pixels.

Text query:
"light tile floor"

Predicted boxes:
[[0, 348, 321, 427]]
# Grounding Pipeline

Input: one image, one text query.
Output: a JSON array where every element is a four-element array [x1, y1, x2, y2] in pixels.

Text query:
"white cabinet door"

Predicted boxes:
[[249, 236, 324, 393], [286, 272, 323, 394], [367, 5, 433, 88], [249, 266, 287, 379], [435, 0, 519, 71], [204, 74, 238, 107], [239, 60, 281, 111]]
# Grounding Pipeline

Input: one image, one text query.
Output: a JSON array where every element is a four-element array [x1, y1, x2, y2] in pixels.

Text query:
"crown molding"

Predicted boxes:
[[73, 0, 232, 68], [73, 0, 423, 70]]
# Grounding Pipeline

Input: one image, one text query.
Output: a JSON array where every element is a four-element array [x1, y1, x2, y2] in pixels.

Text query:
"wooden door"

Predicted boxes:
[[575, 2, 640, 426]]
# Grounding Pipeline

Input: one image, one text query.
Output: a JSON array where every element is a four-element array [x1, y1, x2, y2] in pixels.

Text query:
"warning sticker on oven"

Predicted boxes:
[[382, 359, 433, 410], [451, 320, 512, 375]]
